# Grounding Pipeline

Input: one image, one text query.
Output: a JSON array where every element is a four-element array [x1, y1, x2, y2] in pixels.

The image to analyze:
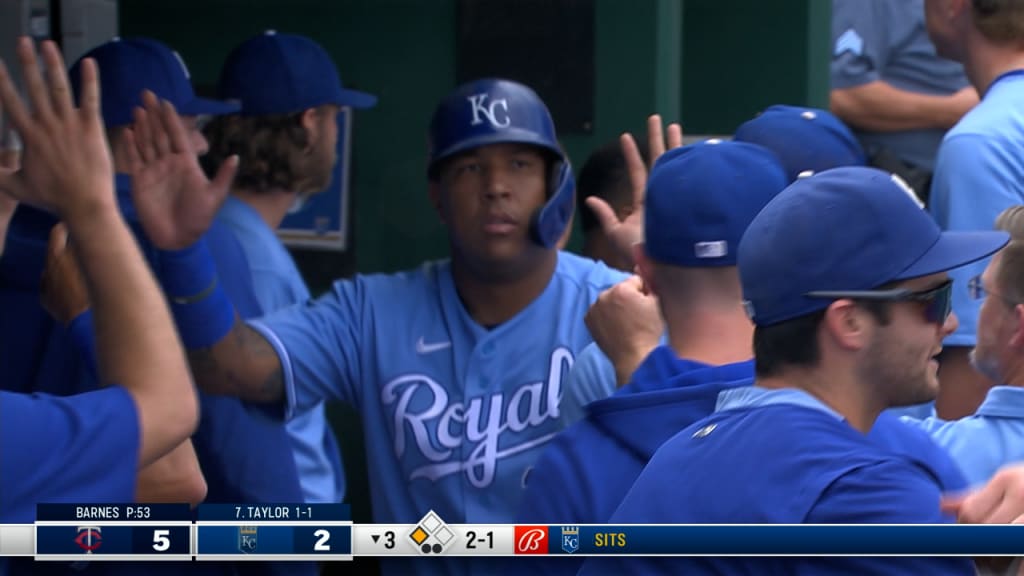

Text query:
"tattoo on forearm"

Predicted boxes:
[[187, 318, 284, 403]]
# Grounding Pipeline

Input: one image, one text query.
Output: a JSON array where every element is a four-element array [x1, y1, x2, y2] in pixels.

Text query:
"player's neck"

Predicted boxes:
[[232, 187, 299, 230], [664, 306, 753, 366], [964, 33, 1024, 96], [756, 365, 883, 434], [1002, 354, 1024, 388], [451, 250, 558, 328]]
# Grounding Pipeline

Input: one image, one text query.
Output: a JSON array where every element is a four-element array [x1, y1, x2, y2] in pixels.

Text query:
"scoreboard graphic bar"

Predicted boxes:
[[1, 525, 37, 556], [195, 503, 352, 561], [34, 504, 191, 561], [23, 506, 1024, 561]]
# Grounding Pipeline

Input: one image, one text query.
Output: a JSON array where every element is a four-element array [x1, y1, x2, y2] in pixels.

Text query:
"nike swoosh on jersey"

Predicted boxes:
[[416, 337, 452, 354]]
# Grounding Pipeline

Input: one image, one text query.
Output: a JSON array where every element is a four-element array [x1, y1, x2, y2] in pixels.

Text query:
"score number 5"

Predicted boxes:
[[152, 529, 170, 551]]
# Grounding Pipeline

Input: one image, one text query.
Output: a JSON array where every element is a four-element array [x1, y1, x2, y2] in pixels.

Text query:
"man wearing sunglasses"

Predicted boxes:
[[580, 166, 1008, 575], [900, 240, 1024, 487]]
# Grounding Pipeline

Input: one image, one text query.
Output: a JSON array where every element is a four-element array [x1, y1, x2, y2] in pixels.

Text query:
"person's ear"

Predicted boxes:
[[299, 108, 322, 154]]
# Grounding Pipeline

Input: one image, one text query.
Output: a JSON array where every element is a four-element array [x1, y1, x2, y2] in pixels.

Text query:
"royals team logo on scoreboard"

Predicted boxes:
[[407, 510, 455, 555], [561, 526, 579, 554], [238, 526, 258, 554]]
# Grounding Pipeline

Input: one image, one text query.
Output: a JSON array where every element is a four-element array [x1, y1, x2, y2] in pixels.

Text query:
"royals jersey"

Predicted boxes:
[[250, 252, 626, 525]]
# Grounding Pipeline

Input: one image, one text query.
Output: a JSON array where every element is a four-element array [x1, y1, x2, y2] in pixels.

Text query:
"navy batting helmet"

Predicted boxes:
[[427, 78, 574, 249]]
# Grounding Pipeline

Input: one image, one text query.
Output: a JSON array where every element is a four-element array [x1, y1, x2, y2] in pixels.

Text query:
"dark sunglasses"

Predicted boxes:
[[804, 279, 954, 325]]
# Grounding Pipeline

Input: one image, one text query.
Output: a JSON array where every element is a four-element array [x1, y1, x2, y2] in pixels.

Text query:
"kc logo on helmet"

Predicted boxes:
[[514, 526, 549, 554], [467, 93, 510, 128]]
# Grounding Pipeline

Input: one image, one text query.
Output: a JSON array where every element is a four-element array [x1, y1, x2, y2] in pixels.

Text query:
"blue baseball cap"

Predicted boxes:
[[218, 30, 377, 115], [644, 139, 789, 267], [733, 105, 866, 182], [69, 37, 239, 129], [738, 166, 1009, 326]]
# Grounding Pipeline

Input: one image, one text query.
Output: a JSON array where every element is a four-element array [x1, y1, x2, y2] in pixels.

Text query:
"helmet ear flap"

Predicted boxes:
[[529, 160, 575, 248]]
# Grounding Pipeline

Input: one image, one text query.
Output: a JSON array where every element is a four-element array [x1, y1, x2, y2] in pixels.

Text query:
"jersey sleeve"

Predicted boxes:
[[248, 278, 363, 419], [807, 459, 950, 523], [929, 133, 1022, 346], [803, 460, 974, 574], [558, 342, 617, 427], [830, 0, 890, 89], [0, 388, 139, 522]]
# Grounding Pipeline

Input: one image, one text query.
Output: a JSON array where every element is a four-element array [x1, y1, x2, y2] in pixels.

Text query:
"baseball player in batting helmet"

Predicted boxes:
[[426, 78, 576, 249], [135, 76, 653, 576]]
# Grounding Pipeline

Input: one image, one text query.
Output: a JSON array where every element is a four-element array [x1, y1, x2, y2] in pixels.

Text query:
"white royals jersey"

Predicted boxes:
[[250, 252, 626, 525]]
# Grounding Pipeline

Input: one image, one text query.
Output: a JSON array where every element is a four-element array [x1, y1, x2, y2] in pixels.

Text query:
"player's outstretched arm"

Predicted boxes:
[[122, 86, 286, 405], [41, 224, 207, 506], [0, 37, 198, 467], [187, 318, 286, 404]]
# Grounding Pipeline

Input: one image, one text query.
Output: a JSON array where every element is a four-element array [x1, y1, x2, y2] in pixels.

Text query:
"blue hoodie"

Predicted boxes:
[[514, 347, 754, 575], [515, 345, 967, 575]]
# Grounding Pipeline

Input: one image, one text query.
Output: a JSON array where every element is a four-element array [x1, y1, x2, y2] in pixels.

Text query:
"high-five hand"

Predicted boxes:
[[0, 38, 114, 220], [586, 114, 683, 266], [126, 89, 238, 250]]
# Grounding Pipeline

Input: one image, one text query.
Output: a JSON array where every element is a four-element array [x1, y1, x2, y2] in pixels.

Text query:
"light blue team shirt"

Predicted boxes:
[[830, 0, 970, 170], [249, 253, 625, 523], [250, 254, 625, 575], [930, 70, 1024, 347], [558, 340, 617, 426], [904, 386, 1024, 487], [216, 196, 345, 504]]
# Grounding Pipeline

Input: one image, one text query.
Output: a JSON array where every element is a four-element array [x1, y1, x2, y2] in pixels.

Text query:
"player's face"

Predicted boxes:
[[971, 256, 1012, 382], [312, 105, 340, 190], [860, 273, 957, 407], [436, 143, 548, 266], [181, 116, 209, 156], [297, 104, 340, 194]]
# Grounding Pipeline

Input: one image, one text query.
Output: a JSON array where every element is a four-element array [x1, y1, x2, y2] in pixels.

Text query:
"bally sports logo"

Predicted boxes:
[[514, 526, 548, 554]]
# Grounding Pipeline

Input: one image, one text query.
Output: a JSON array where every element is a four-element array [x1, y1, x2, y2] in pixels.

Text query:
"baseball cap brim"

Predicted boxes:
[[178, 97, 241, 117], [337, 88, 377, 109], [895, 230, 1010, 281], [432, 127, 563, 167]]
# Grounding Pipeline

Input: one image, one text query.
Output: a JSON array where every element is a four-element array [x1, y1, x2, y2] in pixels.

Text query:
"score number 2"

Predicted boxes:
[[314, 529, 331, 551]]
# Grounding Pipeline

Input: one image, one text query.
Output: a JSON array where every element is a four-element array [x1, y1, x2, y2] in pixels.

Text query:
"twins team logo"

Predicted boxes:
[[514, 526, 548, 555], [561, 526, 579, 554], [238, 526, 258, 554], [382, 348, 572, 488], [468, 92, 510, 128], [74, 526, 102, 553]]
